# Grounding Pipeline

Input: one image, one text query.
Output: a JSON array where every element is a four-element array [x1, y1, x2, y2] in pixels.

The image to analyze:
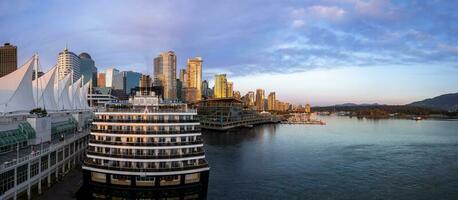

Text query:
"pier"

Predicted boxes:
[[195, 98, 281, 131]]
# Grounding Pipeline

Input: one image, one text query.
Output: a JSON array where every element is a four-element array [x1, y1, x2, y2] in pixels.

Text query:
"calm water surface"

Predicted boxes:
[[202, 116, 458, 200]]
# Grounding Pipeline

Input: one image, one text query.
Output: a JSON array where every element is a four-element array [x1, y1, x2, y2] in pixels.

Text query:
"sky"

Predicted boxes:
[[1, 0, 458, 106]]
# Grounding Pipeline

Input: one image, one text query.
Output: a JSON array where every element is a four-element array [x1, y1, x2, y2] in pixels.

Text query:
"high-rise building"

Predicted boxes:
[[179, 69, 187, 86], [113, 71, 142, 95], [213, 74, 227, 98], [201, 80, 212, 99], [97, 73, 106, 87], [79, 52, 97, 86], [185, 57, 203, 102], [139, 74, 152, 88], [0, 43, 17, 78], [305, 104, 311, 113], [268, 92, 276, 111], [177, 79, 183, 101], [255, 89, 265, 111], [233, 91, 241, 100], [105, 68, 119, 88], [58, 48, 81, 82], [226, 82, 233, 98], [154, 51, 177, 100], [244, 91, 255, 107]]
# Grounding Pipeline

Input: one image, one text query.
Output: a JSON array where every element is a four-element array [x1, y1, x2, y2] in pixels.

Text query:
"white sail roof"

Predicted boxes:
[[0, 57, 36, 114], [70, 78, 82, 109], [54, 73, 73, 110], [81, 81, 91, 110], [33, 65, 58, 111]]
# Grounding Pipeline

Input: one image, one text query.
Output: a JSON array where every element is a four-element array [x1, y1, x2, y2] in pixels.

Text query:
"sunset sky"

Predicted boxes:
[[1, 0, 457, 105]]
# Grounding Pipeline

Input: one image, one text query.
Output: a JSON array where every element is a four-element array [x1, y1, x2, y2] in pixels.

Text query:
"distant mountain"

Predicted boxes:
[[334, 103, 384, 107], [409, 93, 458, 112]]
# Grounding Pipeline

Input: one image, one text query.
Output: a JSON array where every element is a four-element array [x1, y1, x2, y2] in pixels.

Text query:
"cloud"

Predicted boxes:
[[308, 5, 347, 21]]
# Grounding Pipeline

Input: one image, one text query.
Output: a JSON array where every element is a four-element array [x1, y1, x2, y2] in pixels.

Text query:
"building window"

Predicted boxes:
[[16, 164, 28, 185], [41, 155, 49, 171], [30, 162, 39, 177], [0, 170, 14, 194]]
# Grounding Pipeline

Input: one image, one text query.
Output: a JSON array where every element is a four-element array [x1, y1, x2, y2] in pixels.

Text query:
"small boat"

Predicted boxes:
[[412, 116, 423, 120]]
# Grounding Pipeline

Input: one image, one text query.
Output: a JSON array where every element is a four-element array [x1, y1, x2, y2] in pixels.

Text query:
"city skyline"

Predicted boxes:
[[1, 0, 458, 105]]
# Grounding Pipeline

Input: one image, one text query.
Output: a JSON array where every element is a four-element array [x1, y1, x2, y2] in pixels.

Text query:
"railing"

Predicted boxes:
[[92, 119, 199, 123], [83, 159, 209, 172], [97, 108, 197, 114], [88, 139, 203, 147], [90, 129, 201, 135], [86, 150, 205, 159], [0, 131, 88, 171]]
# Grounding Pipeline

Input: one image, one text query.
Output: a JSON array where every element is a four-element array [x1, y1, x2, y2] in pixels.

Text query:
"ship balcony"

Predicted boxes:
[[83, 159, 209, 172], [92, 118, 199, 123], [90, 129, 201, 135], [86, 149, 205, 159], [88, 139, 203, 146]]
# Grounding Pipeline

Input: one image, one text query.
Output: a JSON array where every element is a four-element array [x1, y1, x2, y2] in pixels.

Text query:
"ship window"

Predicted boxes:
[[136, 176, 155, 186], [111, 175, 131, 186], [160, 175, 181, 186], [185, 173, 200, 184], [91, 172, 106, 183]]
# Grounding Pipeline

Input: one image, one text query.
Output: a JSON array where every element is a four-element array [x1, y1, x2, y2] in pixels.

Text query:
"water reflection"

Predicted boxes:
[[77, 184, 207, 199], [201, 124, 278, 146]]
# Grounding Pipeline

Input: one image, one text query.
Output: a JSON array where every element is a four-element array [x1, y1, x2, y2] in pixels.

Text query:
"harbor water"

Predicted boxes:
[[203, 116, 458, 199]]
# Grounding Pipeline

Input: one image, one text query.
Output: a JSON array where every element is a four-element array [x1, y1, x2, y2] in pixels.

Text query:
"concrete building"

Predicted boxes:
[[267, 92, 276, 111], [0, 43, 17, 78], [57, 48, 81, 82], [255, 89, 265, 111], [213, 74, 227, 98], [153, 51, 177, 100], [104, 68, 119, 88], [78, 53, 97, 86]]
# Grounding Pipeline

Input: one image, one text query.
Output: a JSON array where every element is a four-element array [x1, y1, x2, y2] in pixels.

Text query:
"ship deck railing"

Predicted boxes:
[[90, 129, 202, 135], [86, 150, 205, 159], [88, 139, 203, 146], [83, 159, 209, 172], [92, 119, 199, 123]]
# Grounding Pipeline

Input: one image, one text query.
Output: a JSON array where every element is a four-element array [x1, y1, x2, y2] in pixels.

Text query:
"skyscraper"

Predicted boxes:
[[244, 91, 255, 107], [97, 73, 106, 87], [233, 91, 241, 99], [154, 51, 177, 100], [201, 80, 212, 98], [79, 52, 97, 86], [0, 43, 17, 78], [185, 57, 203, 101], [213, 74, 227, 98], [58, 47, 81, 82], [113, 71, 142, 94], [226, 81, 233, 97], [105, 68, 119, 88], [255, 89, 265, 111], [267, 92, 276, 111]]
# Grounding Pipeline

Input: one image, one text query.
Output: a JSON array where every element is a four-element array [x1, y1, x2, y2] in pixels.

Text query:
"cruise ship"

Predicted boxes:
[[81, 90, 210, 199], [0, 55, 93, 199]]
